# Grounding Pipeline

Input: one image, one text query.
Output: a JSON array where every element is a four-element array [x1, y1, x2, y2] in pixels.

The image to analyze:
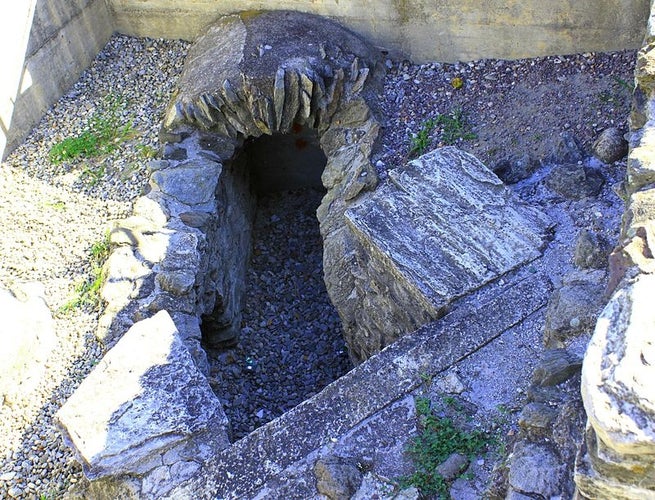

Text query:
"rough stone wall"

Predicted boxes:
[[575, 2, 655, 496]]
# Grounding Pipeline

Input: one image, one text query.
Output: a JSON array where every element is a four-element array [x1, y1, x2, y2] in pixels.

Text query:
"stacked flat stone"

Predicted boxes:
[[158, 10, 385, 356]]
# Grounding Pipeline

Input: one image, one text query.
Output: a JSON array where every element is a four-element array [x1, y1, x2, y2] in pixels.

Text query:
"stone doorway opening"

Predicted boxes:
[[201, 126, 351, 440]]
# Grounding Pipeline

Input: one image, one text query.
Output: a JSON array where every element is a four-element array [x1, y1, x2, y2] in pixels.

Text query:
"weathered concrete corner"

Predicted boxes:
[[56, 311, 229, 493]]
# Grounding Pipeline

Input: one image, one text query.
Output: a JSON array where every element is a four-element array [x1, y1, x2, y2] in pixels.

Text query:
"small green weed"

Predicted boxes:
[[597, 76, 634, 107], [80, 163, 107, 186], [612, 75, 634, 93], [409, 118, 437, 157], [598, 89, 617, 104], [442, 395, 463, 412], [398, 396, 490, 499], [58, 232, 111, 315], [408, 108, 476, 158], [419, 371, 433, 386], [49, 93, 135, 165], [45, 200, 66, 210], [435, 108, 477, 146]]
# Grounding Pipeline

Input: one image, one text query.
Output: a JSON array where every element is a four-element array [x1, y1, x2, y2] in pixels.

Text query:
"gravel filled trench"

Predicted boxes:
[[207, 188, 351, 440]]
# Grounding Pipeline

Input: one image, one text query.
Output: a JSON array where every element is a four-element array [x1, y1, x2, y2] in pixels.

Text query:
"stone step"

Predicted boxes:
[[165, 271, 552, 499]]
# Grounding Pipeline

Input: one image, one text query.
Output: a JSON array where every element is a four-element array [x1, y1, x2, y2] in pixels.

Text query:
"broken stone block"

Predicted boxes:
[[593, 127, 628, 164], [314, 456, 363, 500], [581, 273, 655, 456], [348, 147, 550, 311], [545, 164, 604, 200], [531, 349, 582, 387], [55, 310, 229, 481], [508, 442, 563, 498], [543, 279, 605, 347]]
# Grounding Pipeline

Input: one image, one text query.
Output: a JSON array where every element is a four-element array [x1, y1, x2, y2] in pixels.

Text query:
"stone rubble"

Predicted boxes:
[[55, 311, 230, 498]]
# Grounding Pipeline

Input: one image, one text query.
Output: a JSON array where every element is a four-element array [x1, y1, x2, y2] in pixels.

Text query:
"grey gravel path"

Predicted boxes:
[[208, 188, 351, 440]]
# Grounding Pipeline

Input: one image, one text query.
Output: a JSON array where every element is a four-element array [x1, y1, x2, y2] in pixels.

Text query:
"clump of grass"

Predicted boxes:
[[58, 232, 111, 315], [408, 108, 476, 158], [136, 143, 158, 159], [398, 396, 491, 499], [409, 118, 437, 157], [435, 108, 477, 145], [49, 93, 135, 165]]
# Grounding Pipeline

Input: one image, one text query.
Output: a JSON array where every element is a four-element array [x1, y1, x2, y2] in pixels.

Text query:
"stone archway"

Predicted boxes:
[[155, 10, 386, 360]]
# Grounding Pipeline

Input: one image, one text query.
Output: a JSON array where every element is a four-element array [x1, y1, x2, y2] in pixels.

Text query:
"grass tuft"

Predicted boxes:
[[408, 108, 476, 158], [57, 232, 111, 315], [398, 396, 491, 498], [49, 93, 135, 165]]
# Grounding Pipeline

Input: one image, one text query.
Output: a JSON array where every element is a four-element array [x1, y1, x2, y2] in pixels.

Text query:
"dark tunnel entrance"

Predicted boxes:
[[202, 126, 352, 440]]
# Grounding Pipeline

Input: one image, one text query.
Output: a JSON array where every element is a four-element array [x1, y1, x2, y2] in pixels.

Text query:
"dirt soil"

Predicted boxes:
[[376, 50, 635, 173]]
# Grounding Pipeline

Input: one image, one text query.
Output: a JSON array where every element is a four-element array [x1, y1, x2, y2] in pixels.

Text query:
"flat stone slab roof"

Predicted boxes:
[[346, 147, 552, 312]]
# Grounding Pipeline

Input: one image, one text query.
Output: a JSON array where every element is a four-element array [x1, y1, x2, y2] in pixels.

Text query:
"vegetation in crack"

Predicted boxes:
[[398, 395, 493, 499]]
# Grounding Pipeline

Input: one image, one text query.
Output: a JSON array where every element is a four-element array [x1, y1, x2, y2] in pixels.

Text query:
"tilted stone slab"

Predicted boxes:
[[164, 273, 551, 499], [56, 310, 229, 481], [346, 147, 552, 313]]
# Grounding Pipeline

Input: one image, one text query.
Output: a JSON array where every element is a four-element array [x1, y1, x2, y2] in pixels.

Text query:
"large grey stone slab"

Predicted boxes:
[[334, 147, 552, 360], [56, 310, 229, 480], [164, 272, 550, 499]]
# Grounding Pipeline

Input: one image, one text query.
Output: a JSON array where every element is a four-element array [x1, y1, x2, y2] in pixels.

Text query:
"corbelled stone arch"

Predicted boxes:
[[158, 10, 386, 358]]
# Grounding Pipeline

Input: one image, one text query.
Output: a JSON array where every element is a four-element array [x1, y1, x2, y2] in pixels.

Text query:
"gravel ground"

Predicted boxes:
[[0, 32, 635, 498], [208, 188, 351, 440], [0, 35, 189, 499]]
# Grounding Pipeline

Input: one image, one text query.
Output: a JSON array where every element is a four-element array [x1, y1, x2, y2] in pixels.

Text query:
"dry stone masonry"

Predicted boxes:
[[54, 10, 554, 496], [53, 7, 655, 498]]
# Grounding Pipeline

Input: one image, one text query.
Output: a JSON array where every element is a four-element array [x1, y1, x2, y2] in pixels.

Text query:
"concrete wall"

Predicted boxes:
[[110, 0, 650, 62], [0, 0, 114, 160]]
